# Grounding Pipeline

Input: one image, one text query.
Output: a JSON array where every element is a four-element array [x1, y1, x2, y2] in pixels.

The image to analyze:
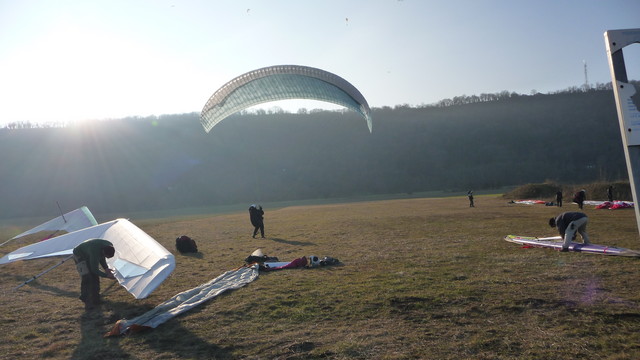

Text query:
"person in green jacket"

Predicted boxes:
[[73, 239, 116, 310]]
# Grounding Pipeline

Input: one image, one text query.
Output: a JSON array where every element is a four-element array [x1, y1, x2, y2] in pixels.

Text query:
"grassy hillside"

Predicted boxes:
[[2, 195, 640, 359]]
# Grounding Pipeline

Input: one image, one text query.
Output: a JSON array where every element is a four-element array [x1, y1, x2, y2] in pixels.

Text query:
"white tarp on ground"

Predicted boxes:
[[0, 219, 175, 299], [7, 206, 98, 241], [106, 264, 259, 336], [512, 200, 547, 205]]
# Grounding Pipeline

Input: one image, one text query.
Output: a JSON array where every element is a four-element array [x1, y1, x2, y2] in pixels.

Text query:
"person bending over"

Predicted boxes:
[[73, 238, 116, 310], [549, 212, 590, 252]]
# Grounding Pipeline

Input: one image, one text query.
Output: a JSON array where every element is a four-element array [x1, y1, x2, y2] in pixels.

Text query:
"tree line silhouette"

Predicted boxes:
[[0, 85, 632, 219]]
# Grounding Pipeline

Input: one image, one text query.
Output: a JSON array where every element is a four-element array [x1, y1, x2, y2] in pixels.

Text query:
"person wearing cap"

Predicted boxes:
[[73, 238, 116, 310], [249, 204, 265, 238], [549, 212, 590, 252]]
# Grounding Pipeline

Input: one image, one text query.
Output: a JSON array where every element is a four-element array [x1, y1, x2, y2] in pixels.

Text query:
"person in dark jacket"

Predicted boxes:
[[73, 238, 116, 310], [467, 190, 474, 207], [549, 212, 590, 252], [556, 190, 563, 207], [573, 189, 586, 209], [249, 204, 265, 238], [608, 186, 614, 202]]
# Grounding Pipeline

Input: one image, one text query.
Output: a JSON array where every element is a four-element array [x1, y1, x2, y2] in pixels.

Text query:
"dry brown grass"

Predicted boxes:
[[2, 195, 640, 359]]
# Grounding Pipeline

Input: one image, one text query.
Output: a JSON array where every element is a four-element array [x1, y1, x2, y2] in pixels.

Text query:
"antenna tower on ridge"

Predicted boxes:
[[583, 60, 590, 90]]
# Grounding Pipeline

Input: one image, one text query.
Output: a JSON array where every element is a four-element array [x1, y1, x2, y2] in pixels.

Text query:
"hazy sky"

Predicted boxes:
[[1, 0, 639, 126]]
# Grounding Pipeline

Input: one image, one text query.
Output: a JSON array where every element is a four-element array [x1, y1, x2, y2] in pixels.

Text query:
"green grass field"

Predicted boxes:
[[2, 195, 640, 359]]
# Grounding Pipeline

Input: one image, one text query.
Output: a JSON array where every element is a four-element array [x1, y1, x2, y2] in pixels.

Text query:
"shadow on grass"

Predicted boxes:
[[269, 237, 316, 246], [177, 251, 205, 259], [137, 324, 233, 359], [72, 301, 234, 360], [72, 304, 130, 360], [16, 278, 79, 298]]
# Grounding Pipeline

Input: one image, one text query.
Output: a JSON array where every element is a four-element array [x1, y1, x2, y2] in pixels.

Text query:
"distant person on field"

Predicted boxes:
[[556, 190, 563, 207], [467, 190, 474, 207], [249, 204, 265, 238], [73, 238, 116, 310], [573, 189, 586, 209], [549, 212, 590, 252], [608, 186, 614, 202]]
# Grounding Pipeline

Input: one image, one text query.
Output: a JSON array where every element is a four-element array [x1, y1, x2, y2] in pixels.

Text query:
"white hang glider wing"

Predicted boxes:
[[2, 206, 98, 245], [0, 219, 175, 299]]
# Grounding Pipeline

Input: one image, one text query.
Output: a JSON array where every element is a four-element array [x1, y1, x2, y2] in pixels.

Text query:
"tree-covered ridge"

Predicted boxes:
[[0, 87, 628, 218]]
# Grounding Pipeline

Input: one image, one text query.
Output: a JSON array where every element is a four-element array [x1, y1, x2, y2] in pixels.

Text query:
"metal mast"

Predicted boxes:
[[604, 28, 640, 237], [583, 60, 590, 90]]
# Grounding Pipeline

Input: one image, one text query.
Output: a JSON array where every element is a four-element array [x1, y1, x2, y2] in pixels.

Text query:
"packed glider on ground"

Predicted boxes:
[[200, 65, 373, 133], [504, 235, 640, 257], [106, 264, 259, 336], [1, 218, 175, 299]]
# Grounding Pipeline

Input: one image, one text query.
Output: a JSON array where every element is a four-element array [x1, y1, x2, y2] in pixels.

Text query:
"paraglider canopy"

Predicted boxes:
[[200, 65, 373, 133]]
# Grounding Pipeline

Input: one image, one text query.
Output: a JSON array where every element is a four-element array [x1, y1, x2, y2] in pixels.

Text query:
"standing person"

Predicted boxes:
[[72, 238, 116, 310], [556, 190, 563, 207], [549, 212, 590, 252], [573, 189, 586, 210], [249, 204, 265, 238], [607, 186, 614, 202], [467, 190, 474, 207], [556, 190, 562, 207]]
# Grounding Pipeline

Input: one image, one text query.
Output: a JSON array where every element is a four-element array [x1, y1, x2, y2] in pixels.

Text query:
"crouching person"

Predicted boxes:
[[73, 239, 116, 310]]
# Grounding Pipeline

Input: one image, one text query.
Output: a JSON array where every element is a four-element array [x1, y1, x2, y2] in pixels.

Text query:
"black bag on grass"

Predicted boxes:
[[176, 235, 198, 253]]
